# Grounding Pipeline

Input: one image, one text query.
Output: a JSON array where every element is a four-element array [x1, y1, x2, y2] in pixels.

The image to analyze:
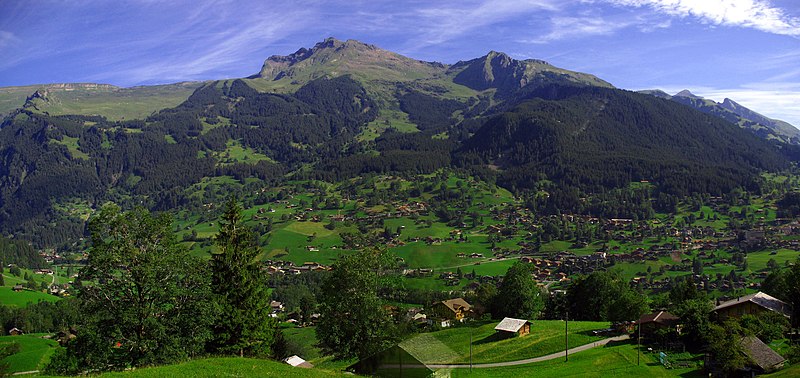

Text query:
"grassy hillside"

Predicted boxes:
[[400, 320, 609, 365], [0, 287, 60, 307], [0, 334, 58, 374], [444, 340, 703, 377], [62, 357, 347, 378]]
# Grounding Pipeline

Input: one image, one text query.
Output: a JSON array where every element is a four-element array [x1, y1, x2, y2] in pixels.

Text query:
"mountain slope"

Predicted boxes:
[[639, 89, 800, 144], [458, 85, 788, 196], [0, 38, 796, 247]]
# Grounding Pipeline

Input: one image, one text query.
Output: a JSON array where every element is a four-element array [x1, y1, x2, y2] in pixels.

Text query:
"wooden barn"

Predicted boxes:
[[495, 317, 532, 338]]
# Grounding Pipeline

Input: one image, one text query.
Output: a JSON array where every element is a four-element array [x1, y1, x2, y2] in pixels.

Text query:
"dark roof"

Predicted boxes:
[[714, 292, 792, 317], [637, 311, 679, 325], [740, 336, 785, 371]]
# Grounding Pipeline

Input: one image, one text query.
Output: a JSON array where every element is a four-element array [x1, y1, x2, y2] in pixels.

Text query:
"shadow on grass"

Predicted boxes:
[[472, 332, 504, 345]]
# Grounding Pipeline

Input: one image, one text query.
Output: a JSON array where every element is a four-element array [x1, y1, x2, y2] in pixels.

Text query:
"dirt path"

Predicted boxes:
[[425, 334, 631, 369]]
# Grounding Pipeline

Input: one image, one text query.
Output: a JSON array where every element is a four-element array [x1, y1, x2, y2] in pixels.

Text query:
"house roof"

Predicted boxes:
[[439, 298, 471, 313], [713, 292, 792, 317], [495, 317, 530, 333], [284, 355, 313, 368], [740, 336, 785, 371], [637, 311, 679, 325]]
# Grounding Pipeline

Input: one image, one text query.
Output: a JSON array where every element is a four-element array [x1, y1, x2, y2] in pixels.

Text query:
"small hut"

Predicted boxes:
[[495, 317, 532, 337]]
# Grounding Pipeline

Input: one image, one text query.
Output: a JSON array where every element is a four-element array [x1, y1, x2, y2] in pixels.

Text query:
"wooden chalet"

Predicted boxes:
[[636, 311, 680, 337], [430, 298, 472, 324], [713, 292, 792, 320]]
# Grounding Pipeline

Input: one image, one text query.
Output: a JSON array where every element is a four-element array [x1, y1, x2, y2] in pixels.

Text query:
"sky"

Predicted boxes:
[[1, 0, 799, 126]]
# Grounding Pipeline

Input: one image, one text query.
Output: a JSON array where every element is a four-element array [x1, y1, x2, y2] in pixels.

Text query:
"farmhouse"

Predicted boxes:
[[494, 317, 531, 337], [430, 298, 472, 326], [713, 292, 792, 320], [636, 311, 680, 337]]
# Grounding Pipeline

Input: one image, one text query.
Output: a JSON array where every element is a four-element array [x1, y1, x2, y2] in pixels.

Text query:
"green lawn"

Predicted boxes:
[[444, 340, 703, 377], [400, 320, 609, 365], [39, 357, 347, 377], [0, 334, 58, 373], [0, 286, 60, 307]]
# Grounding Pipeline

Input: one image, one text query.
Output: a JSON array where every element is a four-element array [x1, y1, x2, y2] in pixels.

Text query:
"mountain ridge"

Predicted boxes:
[[638, 89, 799, 144]]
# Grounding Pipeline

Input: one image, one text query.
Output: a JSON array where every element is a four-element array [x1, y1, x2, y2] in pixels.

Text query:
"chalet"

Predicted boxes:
[[739, 336, 785, 373], [494, 317, 531, 337], [284, 355, 313, 368], [12, 284, 23, 292], [430, 298, 472, 324], [636, 311, 680, 337], [713, 292, 792, 320]]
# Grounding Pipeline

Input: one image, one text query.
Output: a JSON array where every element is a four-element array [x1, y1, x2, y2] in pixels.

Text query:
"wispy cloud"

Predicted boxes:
[[522, 16, 634, 44], [0, 30, 20, 50], [602, 0, 800, 36], [80, 1, 315, 84], [407, 0, 562, 49]]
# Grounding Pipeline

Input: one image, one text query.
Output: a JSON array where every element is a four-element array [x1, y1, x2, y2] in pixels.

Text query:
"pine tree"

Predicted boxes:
[[209, 198, 276, 357]]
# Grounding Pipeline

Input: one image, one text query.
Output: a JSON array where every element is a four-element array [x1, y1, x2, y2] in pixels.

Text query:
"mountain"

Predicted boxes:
[[0, 82, 202, 121], [639, 89, 800, 144], [0, 38, 795, 247]]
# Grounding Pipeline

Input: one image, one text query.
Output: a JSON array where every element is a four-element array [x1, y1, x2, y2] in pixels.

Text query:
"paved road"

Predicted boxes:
[[426, 334, 631, 369]]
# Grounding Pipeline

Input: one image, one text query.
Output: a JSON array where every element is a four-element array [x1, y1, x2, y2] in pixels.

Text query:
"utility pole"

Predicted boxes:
[[637, 320, 641, 366], [470, 326, 473, 373], [565, 309, 569, 362]]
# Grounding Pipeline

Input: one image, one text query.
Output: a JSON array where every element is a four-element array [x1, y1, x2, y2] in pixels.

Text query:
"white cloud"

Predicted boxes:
[[603, 0, 800, 36]]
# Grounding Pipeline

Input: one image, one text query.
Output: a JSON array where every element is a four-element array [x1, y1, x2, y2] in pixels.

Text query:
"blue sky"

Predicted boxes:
[[1, 0, 799, 125]]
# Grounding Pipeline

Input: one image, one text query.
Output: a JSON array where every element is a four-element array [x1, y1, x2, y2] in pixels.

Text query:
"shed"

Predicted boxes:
[[8, 327, 24, 336], [495, 317, 531, 337], [284, 355, 313, 368]]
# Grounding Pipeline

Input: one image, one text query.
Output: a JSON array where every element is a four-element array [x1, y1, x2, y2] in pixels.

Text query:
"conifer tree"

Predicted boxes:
[[209, 198, 275, 357]]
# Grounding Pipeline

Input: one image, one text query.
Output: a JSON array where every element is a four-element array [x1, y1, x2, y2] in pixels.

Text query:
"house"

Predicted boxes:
[[713, 292, 792, 320], [494, 317, 531, 337], [8, 327, 24, 336], [430, 298, 472, 324], [739, 336, 785, 373], [284, 355, 313, 368], [636, 311, 680, 337], [12, 284, 23, 292]]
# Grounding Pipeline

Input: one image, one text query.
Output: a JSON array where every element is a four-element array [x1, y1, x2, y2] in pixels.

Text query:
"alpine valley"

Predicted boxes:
[[3, 38, 800, 377]]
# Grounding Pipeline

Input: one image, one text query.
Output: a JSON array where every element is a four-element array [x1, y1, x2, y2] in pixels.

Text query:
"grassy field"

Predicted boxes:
[[443, 339, 703, 377], [400, 320, 609, 365], [0, 334, 58, 373], [0, 286, 60, 307], [35, 357, 347, 377]]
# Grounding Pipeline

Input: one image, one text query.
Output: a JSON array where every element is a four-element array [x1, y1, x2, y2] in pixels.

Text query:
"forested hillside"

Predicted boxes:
[[0, 38, 797, 248]]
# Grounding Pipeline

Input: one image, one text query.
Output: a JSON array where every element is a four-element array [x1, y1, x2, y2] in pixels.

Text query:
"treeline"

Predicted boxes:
[[0, 235, 46, 268]]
